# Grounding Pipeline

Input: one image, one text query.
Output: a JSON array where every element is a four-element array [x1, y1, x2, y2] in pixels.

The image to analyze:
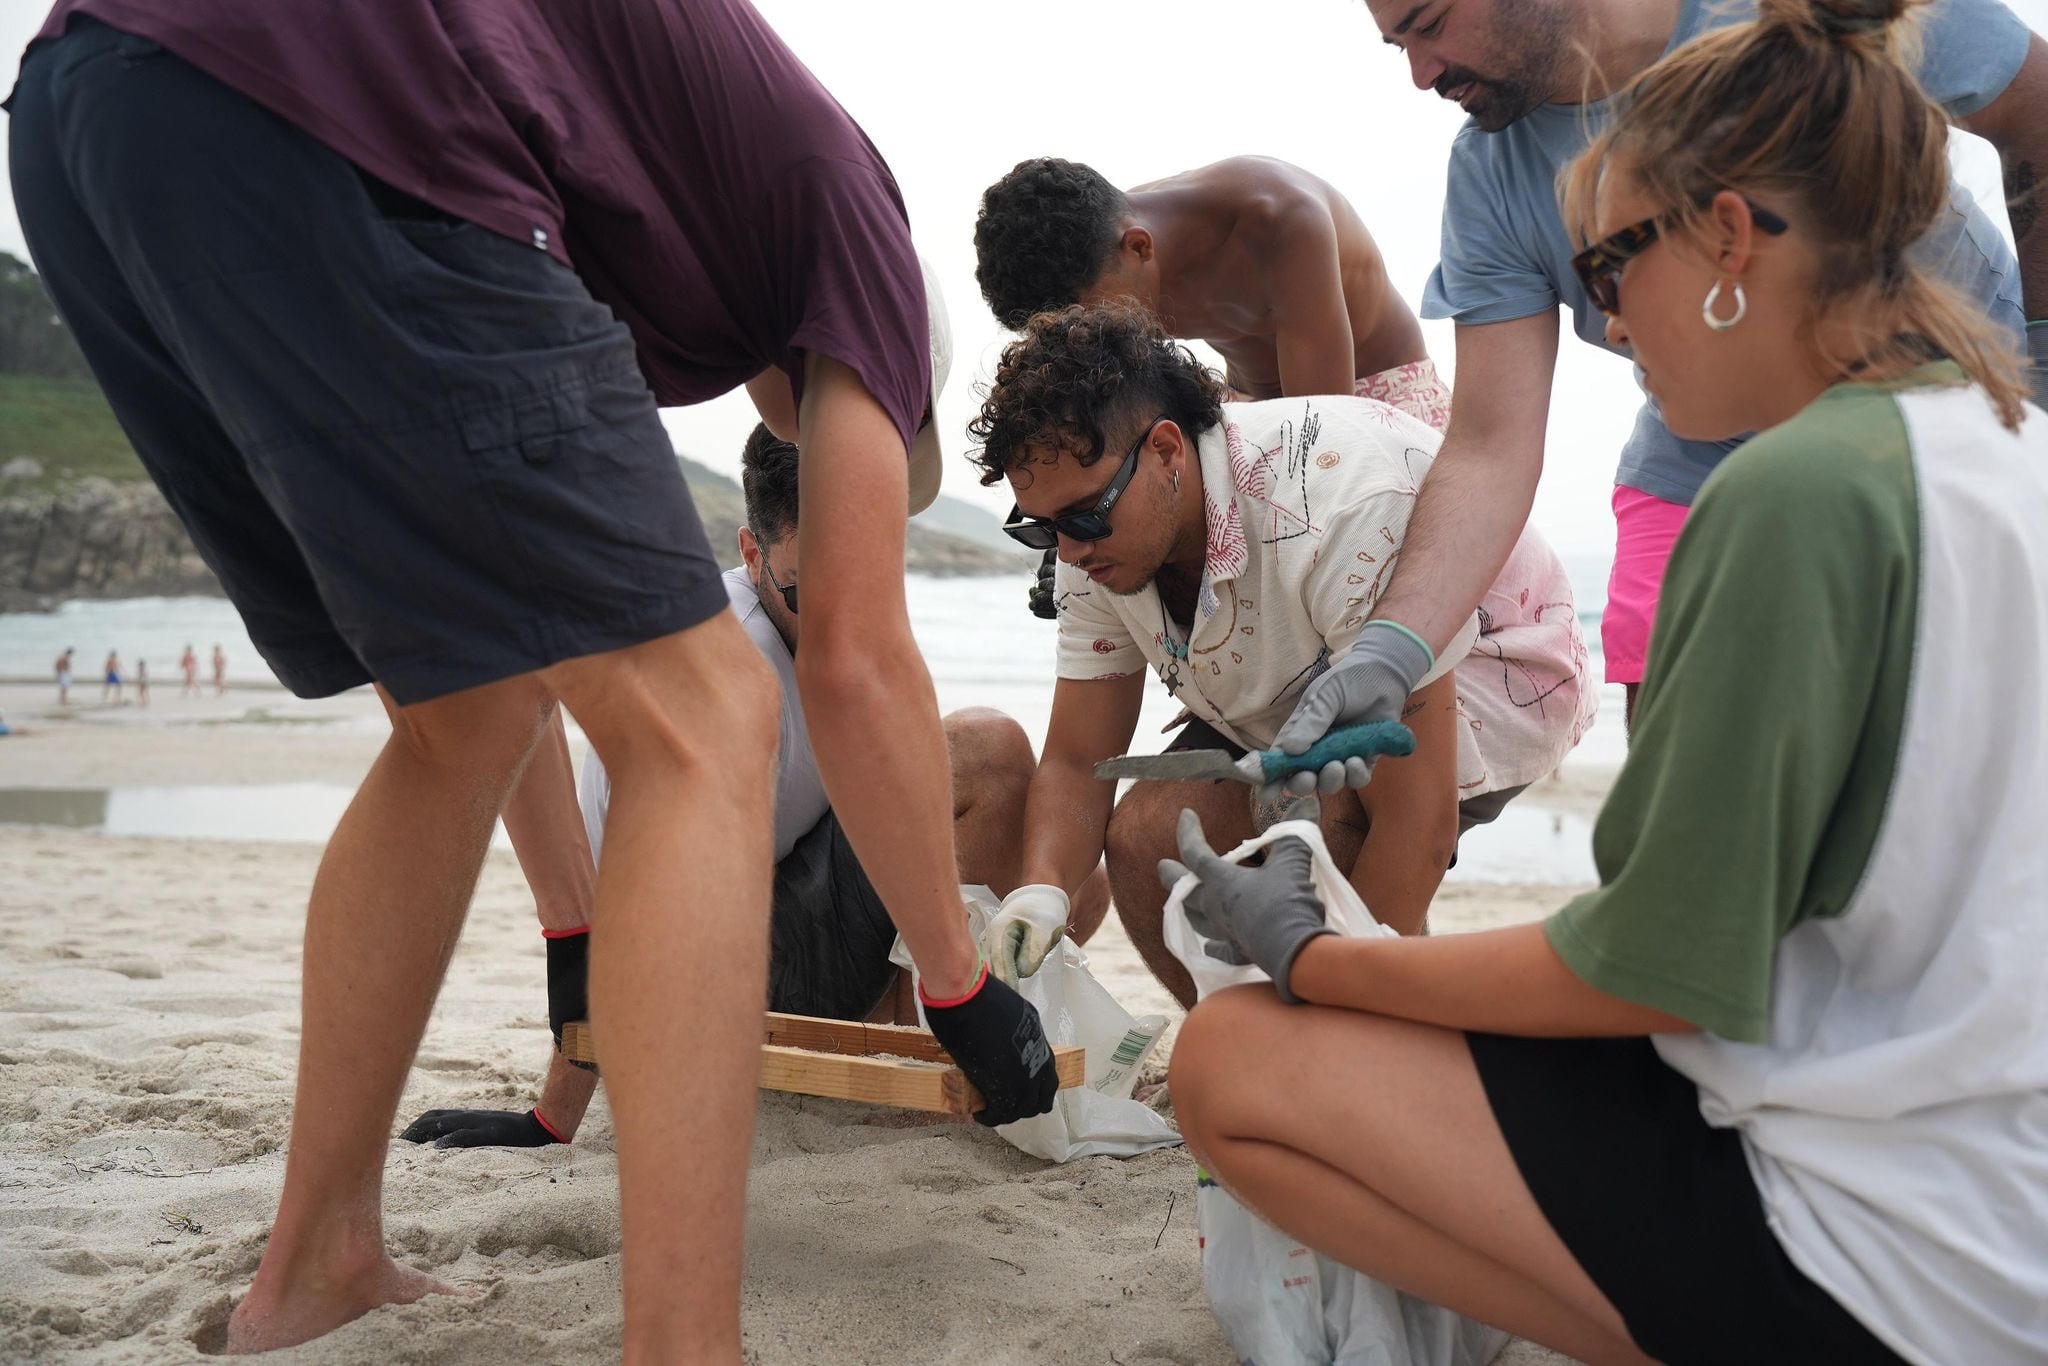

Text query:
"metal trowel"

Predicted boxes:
[[1094, 720, 1416, 785]]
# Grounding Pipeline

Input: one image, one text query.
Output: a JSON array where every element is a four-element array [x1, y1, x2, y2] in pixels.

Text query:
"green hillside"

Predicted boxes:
[[0, 373, 147, 492]]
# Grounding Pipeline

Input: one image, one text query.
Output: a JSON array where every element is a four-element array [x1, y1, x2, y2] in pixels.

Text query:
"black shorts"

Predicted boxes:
[[766, 811, 900, 1021], [1467, 1033, 1906, 1365], [10, 20, 726, 704]]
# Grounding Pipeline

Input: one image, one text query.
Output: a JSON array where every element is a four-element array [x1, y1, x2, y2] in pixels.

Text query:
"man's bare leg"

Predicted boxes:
[[1106, 781, 1369, 1008], [543, 614, 781, 1365], [947, 706, 1111, 939], [226, 677, 556, 1354], [502, 708, 598, 935], [499, 709, 603, 1136], [1105, 779, 1253, 1008]]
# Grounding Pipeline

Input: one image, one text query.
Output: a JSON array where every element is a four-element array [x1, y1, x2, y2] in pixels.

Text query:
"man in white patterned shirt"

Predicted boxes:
[[972, 304, 1594, 1005]]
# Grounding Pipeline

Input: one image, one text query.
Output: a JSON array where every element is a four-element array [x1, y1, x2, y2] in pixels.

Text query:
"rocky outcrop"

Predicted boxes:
[[0, 473, 1024, 612], [0, 478, 222, 611]]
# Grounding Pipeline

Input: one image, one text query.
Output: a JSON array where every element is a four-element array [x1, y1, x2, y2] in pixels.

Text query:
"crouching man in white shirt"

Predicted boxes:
[[401, 424, 1109, 1148], [975, 304, 1594, 1006]]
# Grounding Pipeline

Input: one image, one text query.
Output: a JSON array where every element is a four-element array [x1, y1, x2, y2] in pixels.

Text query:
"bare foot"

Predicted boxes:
[[225, 1256, 469, 1354]]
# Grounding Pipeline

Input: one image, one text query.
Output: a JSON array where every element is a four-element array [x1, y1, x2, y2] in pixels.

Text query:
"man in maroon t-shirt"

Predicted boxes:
[[8, 1, 1058, 1356]]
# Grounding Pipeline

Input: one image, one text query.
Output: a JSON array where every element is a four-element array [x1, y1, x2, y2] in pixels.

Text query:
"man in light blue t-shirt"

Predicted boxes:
[[1308, 0, 2047, 727]]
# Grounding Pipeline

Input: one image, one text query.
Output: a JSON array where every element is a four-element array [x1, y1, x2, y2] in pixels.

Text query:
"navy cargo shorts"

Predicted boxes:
[[8, 18, 727, 703]]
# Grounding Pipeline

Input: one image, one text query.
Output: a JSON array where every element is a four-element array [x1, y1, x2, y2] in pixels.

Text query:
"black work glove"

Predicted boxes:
[[400, 1107, 565, 1148], [920, 962, 1059, 1127], [1027, 549, 1058, 620], [546, 929, 596, 1072]]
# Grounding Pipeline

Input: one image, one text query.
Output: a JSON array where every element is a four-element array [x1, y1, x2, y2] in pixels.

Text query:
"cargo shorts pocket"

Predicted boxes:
[[453, 361, 703, 621]]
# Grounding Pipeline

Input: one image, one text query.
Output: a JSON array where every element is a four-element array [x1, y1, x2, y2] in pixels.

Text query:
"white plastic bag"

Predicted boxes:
[[1167, 824, 1508, 1366], [891, 886, 1182, 1162], [1196, 1178, 1506, 1366]]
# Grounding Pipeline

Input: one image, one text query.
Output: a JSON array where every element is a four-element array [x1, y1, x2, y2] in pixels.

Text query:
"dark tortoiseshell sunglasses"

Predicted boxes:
[[1572, 200, 1789, 318]]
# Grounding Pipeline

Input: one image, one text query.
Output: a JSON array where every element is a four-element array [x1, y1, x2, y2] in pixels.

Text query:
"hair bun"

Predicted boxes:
[[1803, 0, 1918, 38]]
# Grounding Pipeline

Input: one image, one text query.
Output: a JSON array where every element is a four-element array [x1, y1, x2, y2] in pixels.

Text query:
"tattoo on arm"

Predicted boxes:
[[1401, 699, 1425, 719], [2008, 158, 2040, 244]]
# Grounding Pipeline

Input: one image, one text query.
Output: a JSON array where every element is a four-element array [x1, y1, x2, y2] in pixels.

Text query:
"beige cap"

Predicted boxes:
[[907, 255, 952, 515]]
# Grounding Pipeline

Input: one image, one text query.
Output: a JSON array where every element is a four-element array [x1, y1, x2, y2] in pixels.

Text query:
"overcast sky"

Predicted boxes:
[[1, 0, 2041, 554]]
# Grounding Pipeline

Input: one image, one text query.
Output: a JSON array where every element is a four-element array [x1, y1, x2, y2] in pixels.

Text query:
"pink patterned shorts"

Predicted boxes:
[[1354, 358, 1452, 432]]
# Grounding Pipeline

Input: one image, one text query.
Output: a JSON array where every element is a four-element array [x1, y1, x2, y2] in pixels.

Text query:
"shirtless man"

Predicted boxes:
[[976, 156, 1446, 616], [975, 156, 1440, 418]]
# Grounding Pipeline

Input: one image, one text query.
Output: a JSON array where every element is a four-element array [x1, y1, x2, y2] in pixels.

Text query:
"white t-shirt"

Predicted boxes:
[[579, 566, 828, 864], [1054, 396, 1595, 797]]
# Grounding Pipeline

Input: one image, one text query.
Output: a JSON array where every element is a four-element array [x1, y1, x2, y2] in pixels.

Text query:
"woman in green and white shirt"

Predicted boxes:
[[1162, 0, 2047, 1362]]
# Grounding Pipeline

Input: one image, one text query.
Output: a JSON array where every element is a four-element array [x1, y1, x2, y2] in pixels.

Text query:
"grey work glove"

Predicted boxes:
[[1156, 799, 1332, 1004], [1269, 621, 1434, 798]]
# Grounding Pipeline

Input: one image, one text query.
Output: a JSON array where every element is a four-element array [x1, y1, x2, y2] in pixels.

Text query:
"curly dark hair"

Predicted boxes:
[[740, 422, 800, 543], [968, 303, 1228, 486], [974, 158, 1130, 329]]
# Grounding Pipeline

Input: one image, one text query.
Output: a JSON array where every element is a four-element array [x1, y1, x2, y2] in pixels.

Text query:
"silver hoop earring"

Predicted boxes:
[[1703, 281, 1747, 331]]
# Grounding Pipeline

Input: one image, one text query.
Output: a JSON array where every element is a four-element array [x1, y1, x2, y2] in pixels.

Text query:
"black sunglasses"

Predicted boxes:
[[1001, 416, 1167, 551], [760, 547, 798, 614], [1572, 198, 1789, 318]]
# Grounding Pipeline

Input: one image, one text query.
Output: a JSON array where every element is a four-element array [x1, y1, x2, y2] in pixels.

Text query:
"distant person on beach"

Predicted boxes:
[[99, 650, 120, 704], [1259, 0, 2044, 753], [11, 1, 1055, 1353], [969, 304, 1593, 1007], [180, 644, 198, 696], [1167, 4, 2047, 1360], [976, 155, 1444, 618], [53, 647, 71, 705], [135, 658, 149, 708], [403, 427, 1110, 1148], [209, 644, 224, 696]]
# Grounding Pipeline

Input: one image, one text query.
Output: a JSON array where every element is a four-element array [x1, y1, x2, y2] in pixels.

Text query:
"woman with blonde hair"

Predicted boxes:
[[1162, 0, 2046, 1361]]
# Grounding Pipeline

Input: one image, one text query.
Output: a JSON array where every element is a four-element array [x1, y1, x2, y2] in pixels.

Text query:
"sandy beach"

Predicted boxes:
[[0, 680, 1602, 1364]]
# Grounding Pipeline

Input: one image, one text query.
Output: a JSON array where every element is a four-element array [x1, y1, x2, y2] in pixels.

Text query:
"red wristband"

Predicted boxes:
[[540, 926, 590, 940], [917, 956, 990, 1010], [530, 1107, 569, 1143]]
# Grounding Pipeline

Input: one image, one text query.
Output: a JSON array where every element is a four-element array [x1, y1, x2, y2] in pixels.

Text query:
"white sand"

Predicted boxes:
[[0, 683, 1593, 1363]]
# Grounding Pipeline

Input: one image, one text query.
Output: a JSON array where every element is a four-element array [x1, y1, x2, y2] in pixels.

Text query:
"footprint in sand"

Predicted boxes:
[[152, 994, 273, 1018], [904, 1167, 981, 1196], [42, 1248, 115, 1277]]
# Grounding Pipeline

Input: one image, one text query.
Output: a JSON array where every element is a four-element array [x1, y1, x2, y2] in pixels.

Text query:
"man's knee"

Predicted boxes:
[[1104, 790, 1174, 885], [944, 707, 1034, 802], [386, 677, 555, 778], [549, 615, 781, 782], [1106, 782, 1245, 885]]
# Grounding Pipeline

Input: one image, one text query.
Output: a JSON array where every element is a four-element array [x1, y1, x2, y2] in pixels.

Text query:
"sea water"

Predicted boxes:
[[0, 574, 1617, 882]]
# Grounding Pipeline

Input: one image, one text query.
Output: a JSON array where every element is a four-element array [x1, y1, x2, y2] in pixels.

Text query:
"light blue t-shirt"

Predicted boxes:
[[1420, 0, 2032, 506]]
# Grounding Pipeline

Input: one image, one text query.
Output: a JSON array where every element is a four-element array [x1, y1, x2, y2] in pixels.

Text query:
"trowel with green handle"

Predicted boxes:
[[1093, 720, 1416, 786]]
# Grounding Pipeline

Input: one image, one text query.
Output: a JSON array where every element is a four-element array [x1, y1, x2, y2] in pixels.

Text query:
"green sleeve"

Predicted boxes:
[[1546, 387, 1920, 1041]]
